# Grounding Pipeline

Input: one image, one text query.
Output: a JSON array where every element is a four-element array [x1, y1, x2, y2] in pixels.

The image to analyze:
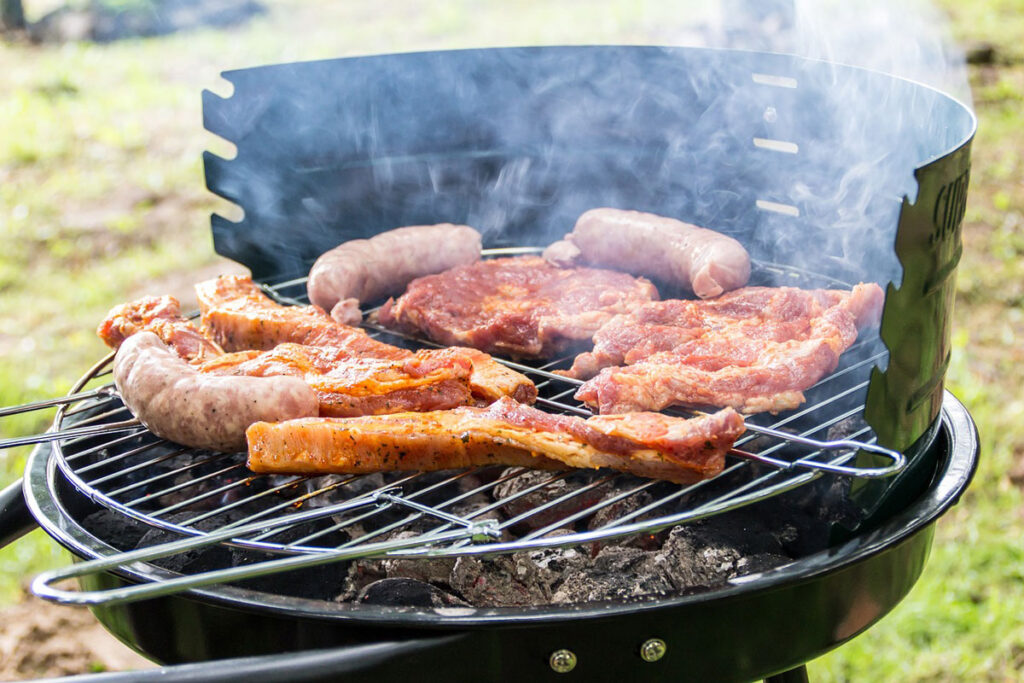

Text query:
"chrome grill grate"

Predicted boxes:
[[48, 259, 896, 554], [26, 258, 907, 604]]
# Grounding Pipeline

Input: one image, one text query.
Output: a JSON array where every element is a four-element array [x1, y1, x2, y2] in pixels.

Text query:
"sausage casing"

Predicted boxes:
[[113, 332, 319, 452], [307, 224, 482, 324], [546, 208, 751, 299]]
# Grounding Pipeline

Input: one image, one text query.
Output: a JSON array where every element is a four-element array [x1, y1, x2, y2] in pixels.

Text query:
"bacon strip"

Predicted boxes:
[[571, 284, 884, 415], [247, 397, 745, 484]]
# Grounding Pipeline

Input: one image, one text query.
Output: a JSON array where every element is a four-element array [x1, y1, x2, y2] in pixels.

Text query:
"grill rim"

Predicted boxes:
[[24, 389, 976, 626]]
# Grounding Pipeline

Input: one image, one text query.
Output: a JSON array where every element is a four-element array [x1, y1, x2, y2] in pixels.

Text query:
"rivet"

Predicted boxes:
[[549, 648, 577, 673], [640, 638, 667, 662]]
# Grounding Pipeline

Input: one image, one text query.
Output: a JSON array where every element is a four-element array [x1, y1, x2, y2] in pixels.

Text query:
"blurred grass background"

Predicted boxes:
[[0, 1, 1022, 679]]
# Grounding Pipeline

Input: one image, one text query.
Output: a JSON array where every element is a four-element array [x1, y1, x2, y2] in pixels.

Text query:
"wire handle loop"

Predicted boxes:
[[737, 424, 906, 478], [31, 487, 499, 606]]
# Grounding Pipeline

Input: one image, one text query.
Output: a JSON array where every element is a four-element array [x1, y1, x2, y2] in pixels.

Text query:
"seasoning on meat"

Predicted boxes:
[[196, 275, 537, 404], [98, 284, 529, 420], [376, 256, 659, 358], [571, 283, 885, 415], [97, 295, 223, 363], [247, 397, 745, 484], [198, 343, 474, 417]]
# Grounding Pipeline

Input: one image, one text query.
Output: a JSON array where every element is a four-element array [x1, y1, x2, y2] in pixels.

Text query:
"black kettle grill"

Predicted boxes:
[[0, 46, 977, 682]]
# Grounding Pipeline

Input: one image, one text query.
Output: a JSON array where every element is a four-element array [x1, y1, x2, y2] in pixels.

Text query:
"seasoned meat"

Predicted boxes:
[[196, 275, 537, 405], [99, 285, 520, 419], [307, 224, 482, 325], [97, 295, 223, 363], [572, 283, 885, 414], [198, 344, 474, 417], [247, 397, 745, 484], [196, 275, 407, 359], [376, 256, 659, 358]]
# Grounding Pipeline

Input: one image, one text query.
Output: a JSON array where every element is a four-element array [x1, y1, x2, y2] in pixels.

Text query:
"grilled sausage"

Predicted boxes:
[[543, 208, 751, 299], [307, 224, 482, 325], [113, 332, 318, 452]]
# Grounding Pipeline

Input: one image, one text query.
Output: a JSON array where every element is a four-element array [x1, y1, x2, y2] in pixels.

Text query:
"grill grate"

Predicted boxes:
[[42, 257, 902, 569]]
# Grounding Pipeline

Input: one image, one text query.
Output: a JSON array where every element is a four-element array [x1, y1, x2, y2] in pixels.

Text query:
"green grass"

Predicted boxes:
[[1, 2, 1023, 679]]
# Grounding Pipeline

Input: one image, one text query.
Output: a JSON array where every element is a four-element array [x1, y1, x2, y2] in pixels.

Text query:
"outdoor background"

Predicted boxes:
[[1, 0, 1022, 679]]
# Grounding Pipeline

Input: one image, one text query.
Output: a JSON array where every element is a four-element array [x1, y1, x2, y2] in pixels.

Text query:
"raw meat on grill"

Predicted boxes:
[[571, 283, 885, 415], [376, 256, 659, 358], [97, 295, 223, 363], [96, 284, 529, 422], [196, 275, 537, 404], [198, 344, 475, 417], [247, 397, 745, 484]]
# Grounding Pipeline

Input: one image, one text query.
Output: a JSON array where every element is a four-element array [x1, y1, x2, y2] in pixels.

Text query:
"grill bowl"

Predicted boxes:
[[22, 392, 976, 681]]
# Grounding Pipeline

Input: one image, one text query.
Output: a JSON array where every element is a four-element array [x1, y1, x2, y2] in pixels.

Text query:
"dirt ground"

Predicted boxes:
[[0, 591, 155, 680]]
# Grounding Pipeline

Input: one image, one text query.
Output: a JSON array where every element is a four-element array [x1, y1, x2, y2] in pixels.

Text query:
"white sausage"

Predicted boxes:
[[113, 332, 319, 452], [307, 224, 482, 325], [544, 209, 751, 299]]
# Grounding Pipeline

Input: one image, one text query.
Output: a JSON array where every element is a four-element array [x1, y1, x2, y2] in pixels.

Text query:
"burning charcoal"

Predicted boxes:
[[382, 556, 457, 586], [518, 544, 587, 587], [338, 558, 388, 602], [586, 491, 666, 550], [135, 512, 234, 574], [551, 546, 673, 604], [80, 509, 152, 551], [357, 578, 468, 608], [733, 553, 792, 576], [450, 554, 556, 607], [492, 469, 605, 533], [826, 415, 869, 442], [653, 528, 745, 590]]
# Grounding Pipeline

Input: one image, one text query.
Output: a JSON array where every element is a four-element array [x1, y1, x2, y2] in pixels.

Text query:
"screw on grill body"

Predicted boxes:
[[640, 638, 667, 662], [549, 649, 577, 673]]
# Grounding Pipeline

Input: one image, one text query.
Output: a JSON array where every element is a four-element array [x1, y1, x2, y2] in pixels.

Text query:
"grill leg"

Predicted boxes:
[[764, 665, 810, 683]]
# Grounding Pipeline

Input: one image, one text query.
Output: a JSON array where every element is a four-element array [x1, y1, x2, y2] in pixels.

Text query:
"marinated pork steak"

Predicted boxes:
[[247, 397, 745, 484], [376, 256, 659, 358], [572, 283, 885, 415]]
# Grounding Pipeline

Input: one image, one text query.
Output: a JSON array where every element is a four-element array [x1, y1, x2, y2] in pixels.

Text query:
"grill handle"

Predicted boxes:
[[31, 490, 501, 607], [0, 384, 141, 450], [38, 636, 469, 683], [0, 479, 37, 547]]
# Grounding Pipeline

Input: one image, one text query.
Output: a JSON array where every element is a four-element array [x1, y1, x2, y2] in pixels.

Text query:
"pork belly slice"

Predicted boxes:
[[376, 256, 659, 358], [97, 295, 223, 363], [246, 397, 745, 484], [198, 344, 474, 417], [572, 284, 885, 415], [196, 275, 537, 405]]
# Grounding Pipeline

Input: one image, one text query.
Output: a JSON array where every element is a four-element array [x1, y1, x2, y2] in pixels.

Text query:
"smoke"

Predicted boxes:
[[205, 0, 974, 291]]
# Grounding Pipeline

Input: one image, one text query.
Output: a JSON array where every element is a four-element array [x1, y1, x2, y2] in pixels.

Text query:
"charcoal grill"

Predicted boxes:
[[0, 45, 978, 681]]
